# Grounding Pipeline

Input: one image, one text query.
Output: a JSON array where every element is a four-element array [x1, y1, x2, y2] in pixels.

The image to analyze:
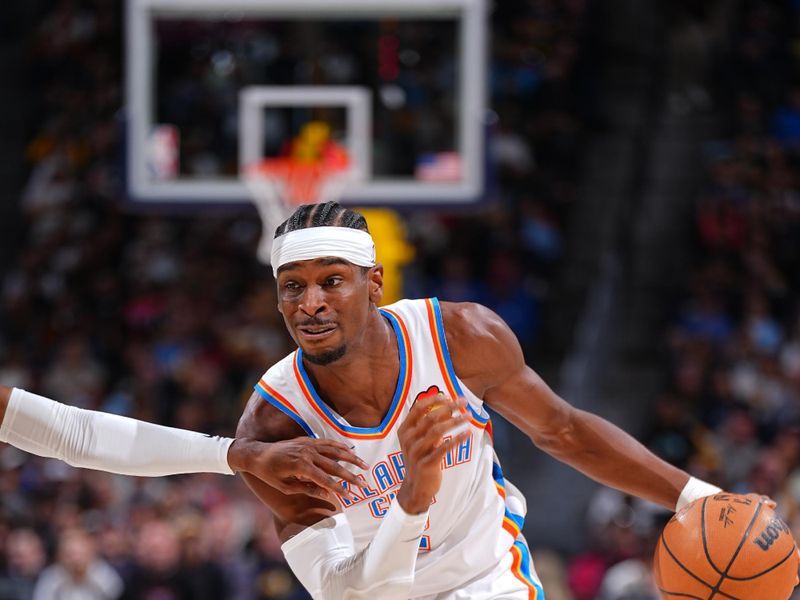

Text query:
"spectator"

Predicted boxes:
[[120, 520, 193, 600], [0, 529, 46, 600], [237, 516, 309, 600], [33, 528, 123, 600]]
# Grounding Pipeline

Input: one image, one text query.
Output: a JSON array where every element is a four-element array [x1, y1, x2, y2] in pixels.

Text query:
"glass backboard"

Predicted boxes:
[[126, 0, 488, 206]]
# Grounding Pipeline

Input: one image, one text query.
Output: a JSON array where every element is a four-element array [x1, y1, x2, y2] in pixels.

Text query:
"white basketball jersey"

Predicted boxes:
[[254, 298, 533, 598]]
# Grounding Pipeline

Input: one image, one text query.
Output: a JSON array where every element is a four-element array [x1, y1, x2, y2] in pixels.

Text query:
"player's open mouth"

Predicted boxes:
[[298, 326, 337, 340]]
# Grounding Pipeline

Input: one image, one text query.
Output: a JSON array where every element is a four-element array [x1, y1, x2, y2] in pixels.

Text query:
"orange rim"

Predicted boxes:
[[249, 153, 350, 205]]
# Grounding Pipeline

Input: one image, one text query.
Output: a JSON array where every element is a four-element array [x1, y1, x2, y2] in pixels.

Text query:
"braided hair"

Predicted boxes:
[[273, 201, 369, 238]]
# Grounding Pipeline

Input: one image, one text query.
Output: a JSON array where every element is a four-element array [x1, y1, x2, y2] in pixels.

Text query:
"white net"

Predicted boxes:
[[244, 162, 354, 264]]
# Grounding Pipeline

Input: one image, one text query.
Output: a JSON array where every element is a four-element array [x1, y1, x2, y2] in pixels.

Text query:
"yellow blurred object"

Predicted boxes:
[[358, 208, 415, 305], [291, 121, 331, 162], [302, 121, 331, 145]]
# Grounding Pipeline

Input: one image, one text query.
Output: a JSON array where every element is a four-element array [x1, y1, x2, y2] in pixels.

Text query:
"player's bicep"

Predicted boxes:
[[236, 390, 306, 440], [483, 365, 576, 451], [442, 302, 577, 449]]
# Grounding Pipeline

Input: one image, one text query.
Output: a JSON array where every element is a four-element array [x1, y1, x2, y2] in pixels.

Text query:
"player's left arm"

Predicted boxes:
[[441, 302, 719, 511]]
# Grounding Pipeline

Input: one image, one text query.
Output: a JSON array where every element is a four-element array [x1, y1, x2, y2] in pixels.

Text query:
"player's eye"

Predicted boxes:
[[283, 281, 302, 291], [324, 276, 343, 287]]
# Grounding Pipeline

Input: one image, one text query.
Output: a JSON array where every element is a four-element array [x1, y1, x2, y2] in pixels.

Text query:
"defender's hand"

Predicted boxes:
[[396, 393, 470, 514], [228, 437, 368, 500]]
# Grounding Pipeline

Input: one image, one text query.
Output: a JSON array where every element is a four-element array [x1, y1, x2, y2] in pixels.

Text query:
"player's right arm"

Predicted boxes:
[[237, 390, 469, 600]]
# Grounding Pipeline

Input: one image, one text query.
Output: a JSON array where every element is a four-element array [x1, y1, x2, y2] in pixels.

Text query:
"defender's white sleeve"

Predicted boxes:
[[282, 500, 428, 599], [0, 388, 234, 476]]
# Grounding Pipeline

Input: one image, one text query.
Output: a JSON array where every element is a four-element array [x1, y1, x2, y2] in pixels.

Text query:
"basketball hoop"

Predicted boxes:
[[244, 150, 353, 265]]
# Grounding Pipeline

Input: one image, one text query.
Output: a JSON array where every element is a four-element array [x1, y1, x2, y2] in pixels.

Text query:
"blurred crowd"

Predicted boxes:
[[557, 3, 800, 599], [4, 1, 800, 600], [659, 0, 800, 570], [7, 1, 800, 600], [0, 0, 592, 599]]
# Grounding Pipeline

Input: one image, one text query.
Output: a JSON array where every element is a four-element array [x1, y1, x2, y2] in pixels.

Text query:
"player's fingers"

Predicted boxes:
[[312, 455, 364, 487], [419, 429, 471, 466], [759, 495, 777, 509], [315, 443, 369, 470], [440, 429, 471, 454], [409, 424, 469, 466], [293, 462, 351, 494], [280, 479, 332, 500], [420, 413, 469, 446], [413, 397, 464, 435], [399, 396, 454, 445], [408, 393, 452, 422]]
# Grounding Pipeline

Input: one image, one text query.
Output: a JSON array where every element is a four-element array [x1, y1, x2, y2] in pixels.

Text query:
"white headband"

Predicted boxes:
[[270, 226, 377, 276]]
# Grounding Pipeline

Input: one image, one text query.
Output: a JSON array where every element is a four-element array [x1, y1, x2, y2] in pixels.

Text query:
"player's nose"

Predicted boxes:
[[298, 284, 328, 316]]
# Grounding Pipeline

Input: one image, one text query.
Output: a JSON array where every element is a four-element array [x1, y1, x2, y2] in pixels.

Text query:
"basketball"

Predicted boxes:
[[654, 493, 800, 599]]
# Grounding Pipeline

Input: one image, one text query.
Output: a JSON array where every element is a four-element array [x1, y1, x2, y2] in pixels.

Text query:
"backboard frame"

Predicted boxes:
[[126, 0, 488, 205]]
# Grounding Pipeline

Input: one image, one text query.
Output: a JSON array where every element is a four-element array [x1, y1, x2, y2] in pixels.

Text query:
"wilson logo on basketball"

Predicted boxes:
[[753, 516, 792, 551], [718, 504, 736, 528]]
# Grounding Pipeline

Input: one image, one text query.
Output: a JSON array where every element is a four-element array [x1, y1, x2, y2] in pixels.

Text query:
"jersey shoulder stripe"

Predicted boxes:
[[425, 297, 490, 428], [254, 378, 316, 437]]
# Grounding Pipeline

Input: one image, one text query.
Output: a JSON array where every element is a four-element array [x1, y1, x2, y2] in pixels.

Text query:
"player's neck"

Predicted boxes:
[[301, 312, 399, 424]]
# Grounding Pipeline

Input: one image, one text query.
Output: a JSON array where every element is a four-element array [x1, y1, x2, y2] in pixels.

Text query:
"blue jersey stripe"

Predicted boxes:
[[513, 540, 546, 597], [253, 384, 316, 437], [492, 461, 505, 485], [505, 509, 525, 531], [430, 297, 490, 425]]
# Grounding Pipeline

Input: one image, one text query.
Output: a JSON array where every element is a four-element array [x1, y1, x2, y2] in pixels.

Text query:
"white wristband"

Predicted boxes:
[[0, 388, 234, 477], [282, 501, 429, 599], [676, 476, 722, 512]]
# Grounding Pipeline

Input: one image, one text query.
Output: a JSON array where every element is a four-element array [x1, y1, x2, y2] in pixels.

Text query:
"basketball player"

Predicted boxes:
[[232, 201, 723, 599], [0, 201, 723, 599]]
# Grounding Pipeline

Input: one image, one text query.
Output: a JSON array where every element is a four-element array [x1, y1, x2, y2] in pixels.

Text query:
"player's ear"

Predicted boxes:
[[367, 264, 384, 304]]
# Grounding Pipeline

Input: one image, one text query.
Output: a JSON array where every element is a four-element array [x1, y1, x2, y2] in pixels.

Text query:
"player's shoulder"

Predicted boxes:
[[387, 296, 514, 352], [438, 300, 524, 390], [237, 388, 308, 442], [239, 351, 307, 442], [439, 300, 507, 342], [385, 297, 498, 330]]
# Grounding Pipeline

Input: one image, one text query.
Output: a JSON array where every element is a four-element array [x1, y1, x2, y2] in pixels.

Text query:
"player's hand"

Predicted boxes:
[[396, 393, 470, 514], [760, 495, 777, 509], [228, 436, 368, 500]]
